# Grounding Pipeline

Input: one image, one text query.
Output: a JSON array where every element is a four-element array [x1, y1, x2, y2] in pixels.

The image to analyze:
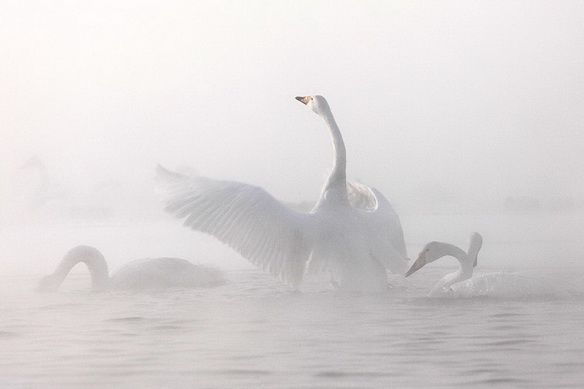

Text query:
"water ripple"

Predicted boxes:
[[2, 269, 584, 388]]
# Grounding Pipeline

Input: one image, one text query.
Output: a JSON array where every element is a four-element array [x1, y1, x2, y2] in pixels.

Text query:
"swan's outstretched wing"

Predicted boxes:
[[157, 165, 315, 286], [347, 182, 409, 274]]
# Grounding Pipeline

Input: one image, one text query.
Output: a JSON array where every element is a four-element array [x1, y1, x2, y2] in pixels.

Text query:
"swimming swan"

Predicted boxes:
[[37, 245, 224, 292], [157, 95, 408, 291], [405, 233, 483, 296]]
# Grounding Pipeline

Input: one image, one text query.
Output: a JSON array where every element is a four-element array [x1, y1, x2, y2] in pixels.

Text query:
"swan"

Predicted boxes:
[[37, 245, 224, 292], [157, 95, 408, 292], [405, 233, 483, 296]]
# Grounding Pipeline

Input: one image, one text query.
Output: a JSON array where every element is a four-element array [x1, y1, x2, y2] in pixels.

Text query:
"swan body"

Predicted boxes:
[[37, 245, 224, 292], [405, 233, 483, 296], [157, 95, 408, 292]]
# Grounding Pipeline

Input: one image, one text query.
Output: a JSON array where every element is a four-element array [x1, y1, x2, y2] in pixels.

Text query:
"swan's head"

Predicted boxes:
[[405, 241, 444, 277], [405, 233, 484, 276], [469, 232, 483, 267], [36, 274, 61, 292], [295, 95, 331, 117]]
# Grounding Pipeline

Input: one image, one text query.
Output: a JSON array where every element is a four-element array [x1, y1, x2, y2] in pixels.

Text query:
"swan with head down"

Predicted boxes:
[[37, 245, 224, 292], [157, 95, 408, 292], [405, 233, 483, 296], [405, 234, 562, 299]]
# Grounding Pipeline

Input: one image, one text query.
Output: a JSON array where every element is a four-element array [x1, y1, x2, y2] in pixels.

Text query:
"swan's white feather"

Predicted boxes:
[[407, 233, 484, 296], [111, 257, 223, 289], [156, 96, 410, 291], [346, 181, 378, 210], [347, 183, 407, 256], [346, 183, 409, 274], [37, 245, 224, 291], [369, 189, 408, 255], [157, 165, 314, 286]]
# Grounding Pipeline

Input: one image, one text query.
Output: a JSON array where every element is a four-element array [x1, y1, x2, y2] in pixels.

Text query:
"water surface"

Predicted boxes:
[[1, 216, 583, 388]]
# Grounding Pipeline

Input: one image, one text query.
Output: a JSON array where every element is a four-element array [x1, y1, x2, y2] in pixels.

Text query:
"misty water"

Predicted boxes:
[[2, 212, 584, 388]]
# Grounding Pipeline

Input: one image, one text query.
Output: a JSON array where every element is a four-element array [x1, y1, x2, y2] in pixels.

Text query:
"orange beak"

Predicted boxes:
[[295, 96, 311, 105]]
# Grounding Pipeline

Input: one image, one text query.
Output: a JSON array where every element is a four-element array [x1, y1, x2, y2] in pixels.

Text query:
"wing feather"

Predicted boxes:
[[157, 165, 315, 286], [346, 182, 409, 274]]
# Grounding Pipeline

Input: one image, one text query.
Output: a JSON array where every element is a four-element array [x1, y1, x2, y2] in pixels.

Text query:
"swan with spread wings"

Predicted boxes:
[[157, 96, 408, 291]]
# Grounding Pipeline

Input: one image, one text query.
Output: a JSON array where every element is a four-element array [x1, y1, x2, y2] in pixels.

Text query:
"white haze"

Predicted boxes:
[[0, 0, 583, 275], [3, 3, 584, 388]]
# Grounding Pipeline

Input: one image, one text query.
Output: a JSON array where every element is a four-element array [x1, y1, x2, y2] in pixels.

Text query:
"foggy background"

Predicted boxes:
[[1, 1, 583, 274], [3, 3, 584, 388]]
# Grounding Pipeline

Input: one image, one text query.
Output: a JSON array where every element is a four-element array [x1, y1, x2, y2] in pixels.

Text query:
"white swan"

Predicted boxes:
[[157, 95, 408, 291], [37, 245, 224, 292], [405, 232, 483, 296]]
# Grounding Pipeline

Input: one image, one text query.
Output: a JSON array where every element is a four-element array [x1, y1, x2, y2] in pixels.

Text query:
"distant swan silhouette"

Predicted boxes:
[[37, 245, 224, 292], [406, 233, 483, 296], [157, 95, 408, 292], [20, 156, 64, 209], [20, 156, 114, 220]]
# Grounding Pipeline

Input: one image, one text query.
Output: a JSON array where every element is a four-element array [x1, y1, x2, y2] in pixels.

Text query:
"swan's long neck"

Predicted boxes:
[[322, 108, 347, 193], [435, 243, 472, 272], [51, 246, 110, 290], [467, 233, 482, 267]]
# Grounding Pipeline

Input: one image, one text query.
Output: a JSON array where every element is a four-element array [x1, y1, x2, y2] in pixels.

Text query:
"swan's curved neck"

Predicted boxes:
[[435, 243, 471, 270], [322, 108, 347, 192], [52, 246, 110, 290], [467, 236, 481, 267]]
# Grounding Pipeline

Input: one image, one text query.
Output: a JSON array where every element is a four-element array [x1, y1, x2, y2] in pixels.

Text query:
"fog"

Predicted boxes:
[[2, 0, 583, 270], [2, 0, 583, 211], [2, 2, 584, 387]]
